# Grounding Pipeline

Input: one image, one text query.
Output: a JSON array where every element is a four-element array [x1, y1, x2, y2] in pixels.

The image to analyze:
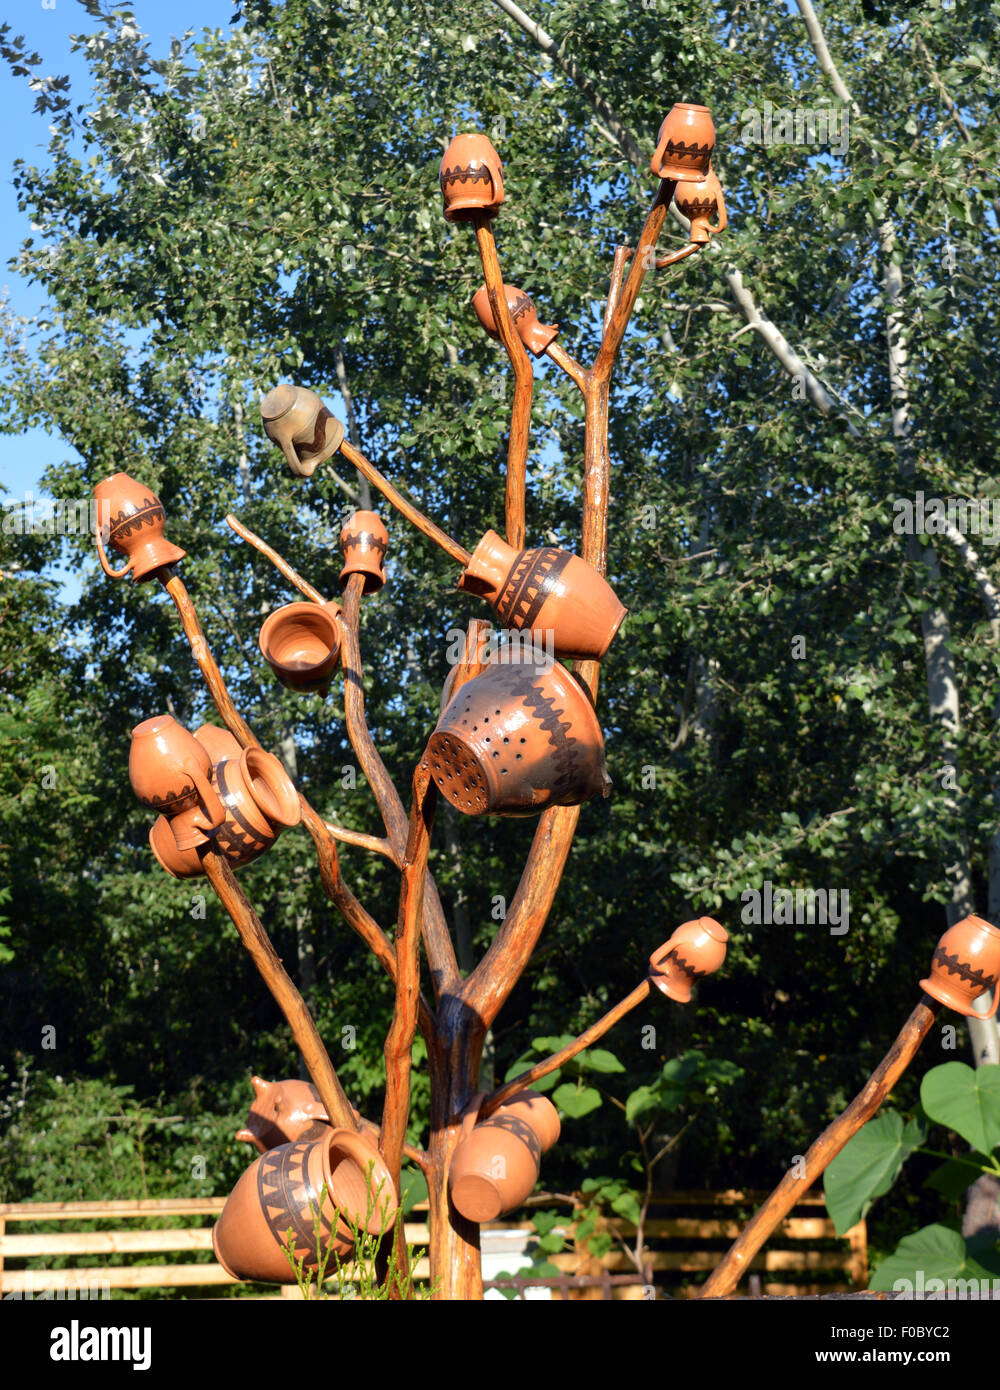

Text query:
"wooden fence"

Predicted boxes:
[[0, 1189, 865, 1300]]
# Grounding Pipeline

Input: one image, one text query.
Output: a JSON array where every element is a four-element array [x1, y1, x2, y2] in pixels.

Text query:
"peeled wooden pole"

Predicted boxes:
[[199, 846, 358, 1132], [697, 996, 942, 1299], [225, 513, 326, 604], [338, 439, 471, 567]]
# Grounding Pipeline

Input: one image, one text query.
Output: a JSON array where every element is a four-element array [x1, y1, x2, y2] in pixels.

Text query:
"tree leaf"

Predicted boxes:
[[869, 1224, 1000, 1292], [552, 1083, 602, 1118], [823, 1111, 924, 1235], [920, 1063, 1000, 1155]]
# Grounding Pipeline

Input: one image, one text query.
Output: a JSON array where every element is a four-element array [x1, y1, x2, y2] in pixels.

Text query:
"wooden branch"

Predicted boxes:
[[339, 439, 471, 566], [697, 997, 941, 1299], [381, 761, 436, 1187], [200, 846, 358, 1131], [341, 574, 460, 998], [595, 180, 673, 380], [324, 821, 399, 863], [655, 242, 701, 270], [161, 569, 260, 750], [604, 245, 631, 334], [481, 980, 652, 1116], [545, 340, 587, 393], [225, 514, 326, 604], [473, 214, 533, 550]]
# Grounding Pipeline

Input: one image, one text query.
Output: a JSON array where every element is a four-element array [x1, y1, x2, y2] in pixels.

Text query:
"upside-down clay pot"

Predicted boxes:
[[449, 1098, 555, 1223], [495, 1089, 561, 1154], [260, 384, 346, 478], [258, 601, 343, 696], [427, 649, 611, 818], [93, 472, 186, 582], [674, 168, 728, 244], [129, 715, 226, 851], [458, 529, 627, 662], [192, 723, 243, 766], [339, 510, 389, 594], [471, 283, 559, 357], [212, 1128, 398, 1284], [148, 816, 203, 878], [235, 1076, 331, 1154], [439, 133, 504, 221], [649, 918, 729, 1003], [920, 915, 1000, 1017], [651, 103, 715, 181]]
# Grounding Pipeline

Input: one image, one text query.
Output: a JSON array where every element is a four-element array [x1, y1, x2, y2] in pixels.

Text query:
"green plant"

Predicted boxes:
[[279, 1166, 437, 1301], [824, 1061, 1000, 1290]]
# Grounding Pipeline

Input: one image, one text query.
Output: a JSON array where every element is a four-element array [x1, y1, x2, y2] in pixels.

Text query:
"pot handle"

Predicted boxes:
[[978, 983, 1000, 1019], [709, 186, 728, 236], [95, 524, 133, 579], [187, 768, 226, 833]]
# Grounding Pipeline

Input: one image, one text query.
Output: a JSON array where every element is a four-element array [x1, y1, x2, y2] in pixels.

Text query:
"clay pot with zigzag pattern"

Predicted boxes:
[[920, 915, 1000, 1017], [427, 648, 611, 817], [439, 133, 504, 222], [651, 103, 715, 182], [339, 510, 388, 594], [649, 918, 729, 1003], [212, 1128, 398, 1284], [674, 168, 727, 244], [471, 283, 559, 357], [94, 472, 186, 583], [129, 715, 226, 852], [458, 529, 626, 663]]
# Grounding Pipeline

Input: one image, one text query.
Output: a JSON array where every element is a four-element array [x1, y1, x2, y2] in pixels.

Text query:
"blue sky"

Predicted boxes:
[[0, 0, 238, 503]]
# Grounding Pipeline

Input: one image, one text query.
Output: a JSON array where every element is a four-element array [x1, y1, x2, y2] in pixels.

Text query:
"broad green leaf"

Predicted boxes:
[[921, 1063, 1000, 1154], [824, 1111, 924, 1235], [552, 1083, 602, 1118], [924, 1153, 995, 1201], [870, 1224, 1000, 1292], [626, 1084, 661, 1126], [576, 1048, 625, 1074]]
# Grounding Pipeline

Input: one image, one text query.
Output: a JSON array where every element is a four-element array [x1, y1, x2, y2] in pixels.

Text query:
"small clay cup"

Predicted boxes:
[[235, 1075, 331, 1154], [458, 529, 626, 663], [440, 133, 504, 221], [212, 1128, 398, 1284], [651, 103, 715, 181], [427, 648, 611, 818], [260, 384, 346, 478], [258, 600, 343, 696], [649, 917, 729, 1003], [94, 472, 186, 583], [129, 715, 225, 850], [674, 168, 727, 244], [471, 283, 558, 357], [920, 915, 1000, 1018], [449, 1104, 544, 1223], [339, 510, 389, 594]]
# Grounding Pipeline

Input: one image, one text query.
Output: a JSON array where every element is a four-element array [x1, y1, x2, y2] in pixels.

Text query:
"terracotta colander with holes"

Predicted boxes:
[[426, 650, 611, 817]]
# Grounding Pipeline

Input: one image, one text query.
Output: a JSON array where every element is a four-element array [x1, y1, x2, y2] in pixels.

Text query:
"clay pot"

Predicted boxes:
[[129, 715, 225, 850], [471, 283, 558, 357], [651, 103, 715, 182], [93, 472, 186, 583], [440, 133, 504, 222], [260, 384, 346, 478], [496, 1089, 561, 1153], [212, 1128, 398, 1284], [449, 1103, 548, 1223], [210, 747, 302, 869], [258, 600, 342, 696], [920, 915, 1000, 1018], [427, 648, 611, 817], [192, 724, 243, 765], [649, 917, 729, 1003], [674, 168, 727, 244], [339, 510, 388, 594], [148, 816, 203, 878], [458, 529, 626, 663], [235, 1075, 331, 1154]]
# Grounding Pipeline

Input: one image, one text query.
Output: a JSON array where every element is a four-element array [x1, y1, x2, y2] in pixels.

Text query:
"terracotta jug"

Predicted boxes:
[[674, 168, 727, 244], [458, 529, 626, 662], [449, 1105, 545, 1223], [212, 1128, 398, 1284], [339, 510, 388, 594], [93, 472, 186, 583], [260, 384, 346, 478], [210, 747, 302, 869], [471, 283, 558, 357], [235, 1075, 331, 1153], [427, 648, 611, 817], [439, 133, 504, 221], [651, 103, 715, 181], [495, 1089, 561, 1153], [920, 915, 1000, 1017], [258, 600, 342, 696], [649, 917, 729, 1003], [129, 715, 225, 851]]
